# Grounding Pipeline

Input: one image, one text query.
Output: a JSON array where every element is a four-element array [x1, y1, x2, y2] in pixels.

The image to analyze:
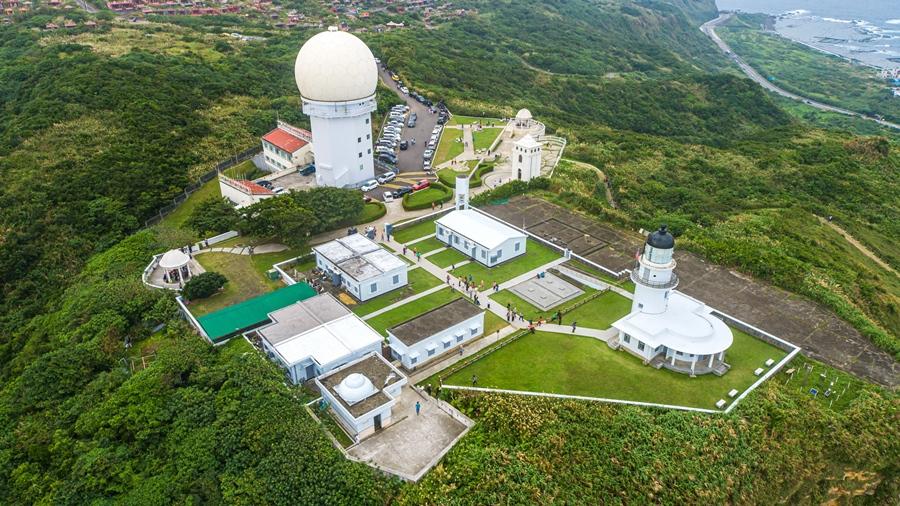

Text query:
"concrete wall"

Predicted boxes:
[[219, 179, 271, 209], [388, 312, 485, 370]]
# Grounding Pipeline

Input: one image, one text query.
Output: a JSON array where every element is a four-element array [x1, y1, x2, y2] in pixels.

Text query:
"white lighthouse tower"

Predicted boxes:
[[631, 225, 678, 314], [294, 27, 377, 188]]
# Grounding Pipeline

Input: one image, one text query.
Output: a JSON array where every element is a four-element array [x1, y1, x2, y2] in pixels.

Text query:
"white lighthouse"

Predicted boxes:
[[294, 27, 377, 188], [631, 225, 678, 313], [611, 225, 734, 376]]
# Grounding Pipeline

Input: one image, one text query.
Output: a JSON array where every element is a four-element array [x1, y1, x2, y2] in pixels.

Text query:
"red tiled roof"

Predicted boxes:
[[262, 128, 308, 153], [232, 179, 274, 196]]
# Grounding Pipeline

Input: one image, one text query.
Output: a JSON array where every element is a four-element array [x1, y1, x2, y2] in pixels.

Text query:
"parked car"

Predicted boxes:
[[363, 195, 373, 203], [272, 187, 286, 194], [360, 179, 379, 192], [393, 186, 413, 197], [423, 160, 432, 171], [400, 86, 409, 94], [423, 149, 434, 160], [379, 153, 398, 164], [383, 191, 394, 202], [257, 180, 273, 189], [407, 119, 416, 128], [399, 140, 409, 150], [299, 164, 316, 176], [391, 74, 400, 81], [412, 179, 430, 191], [427, 140, 436, 149], [410, 112, 417, 120], [377, 171, 396, 184]]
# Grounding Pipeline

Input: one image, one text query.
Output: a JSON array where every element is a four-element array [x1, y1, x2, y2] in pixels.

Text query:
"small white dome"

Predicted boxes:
[[159, 249, 190, 269], [335, 373, 376, 404], [294, 27, 377, 102], [515, 108, 532, 120]]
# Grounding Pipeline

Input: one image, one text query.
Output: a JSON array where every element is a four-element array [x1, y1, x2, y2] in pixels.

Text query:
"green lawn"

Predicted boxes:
[[483, 311, 509, 336], [472, 127, 504, 151], [563, 291, 632, 329], [433, 129, 465, 165], [223, 159, 266, 180], [392, 216, 438, 244], [452, 239, 561, 285], [365, 287, 461, 336], [350, 268, 443, 317], [357, 201, 386, 224], [409, 236, 445, 254], [157, 178, 221, 232], [189, 250, 293, 315], [403, 184, 453, 210], [426, 247, 469, 268], [489, 286, 593, 321], [442, 329, 789, 408], [447, 115, 503, 126]]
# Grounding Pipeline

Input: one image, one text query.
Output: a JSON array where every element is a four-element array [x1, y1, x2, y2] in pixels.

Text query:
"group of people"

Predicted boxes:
[[402, 245, 422, 262]]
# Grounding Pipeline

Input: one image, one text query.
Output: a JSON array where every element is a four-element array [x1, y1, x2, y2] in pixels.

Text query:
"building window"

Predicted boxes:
[[370, 282, 377, 292], [366, 118, 370, 124], [481, 250, 486, 259], [367, 148, 371, 154], [358, 137, 362, 142], [437, 227, 443, 236], [410, 356, 417, 365], [367, 133, 371, 139], [454, 236, 459, 244], [470, 327, 478, 335], [638, 303, 644, 309], [443, 341, 450, 349], [392, 274, 399, 284], [456, 335, 463, 343], [638, 342, 645, 351], [518, 154, 522, 163], [496, 250, 503, 259], [624, 335, 631, 344], [358, 152, 363, 158], [514, 242, 521, 252], [359, 164, 363, 170], [463, 241, 469, 249], [427, 348, 435, 357]]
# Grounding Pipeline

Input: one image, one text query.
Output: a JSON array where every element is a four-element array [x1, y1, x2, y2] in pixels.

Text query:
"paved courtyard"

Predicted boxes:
[[347, 387, 471, 482], [509, 271, 584, 310], [484, 196, 899, 387]]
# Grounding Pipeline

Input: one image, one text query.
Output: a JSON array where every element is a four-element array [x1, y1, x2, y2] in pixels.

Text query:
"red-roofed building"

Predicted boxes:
[[219, 174, 275, 208], [261, 120, 314, 173]]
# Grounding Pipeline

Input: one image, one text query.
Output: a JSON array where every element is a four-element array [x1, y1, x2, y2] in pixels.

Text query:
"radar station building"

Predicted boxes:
[[313, 234, 408, 301]]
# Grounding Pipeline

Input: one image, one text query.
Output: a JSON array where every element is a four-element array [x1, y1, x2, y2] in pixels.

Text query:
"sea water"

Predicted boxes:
[[717, 0, 900, 69]]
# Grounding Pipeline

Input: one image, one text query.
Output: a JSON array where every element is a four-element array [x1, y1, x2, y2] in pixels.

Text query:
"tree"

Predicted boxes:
[[182, 271, 227, 300], [238, 196, 318, 249], [291, 187, 364, 233], [186, 197, 240, 236]]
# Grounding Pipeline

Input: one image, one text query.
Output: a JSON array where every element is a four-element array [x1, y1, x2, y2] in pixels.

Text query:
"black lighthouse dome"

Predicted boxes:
[[646, 224, 675, 249]]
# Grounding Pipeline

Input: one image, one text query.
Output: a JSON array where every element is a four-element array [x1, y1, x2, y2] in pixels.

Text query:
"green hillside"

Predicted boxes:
[[0, 1, 897, 503]]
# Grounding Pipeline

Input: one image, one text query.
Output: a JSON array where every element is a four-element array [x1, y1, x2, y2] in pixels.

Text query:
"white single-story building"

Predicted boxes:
[[435, 209, 527, 267], [313, 234, 408, 301], [315, 352, 407, 441], [261, 121, 314, 172], [388, 298, 484, 370], [258, 293, 383, 384], [218, 175, 274, 209], [611, 225, 733, 376]]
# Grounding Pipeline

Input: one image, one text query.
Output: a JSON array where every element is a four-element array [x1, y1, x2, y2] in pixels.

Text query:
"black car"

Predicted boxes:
[[298, 164, 316, 176], [257, 180, 273, 189], [437, 116, 447, 125], [393, 186, 413, 197], [399, 140, 408, 150]]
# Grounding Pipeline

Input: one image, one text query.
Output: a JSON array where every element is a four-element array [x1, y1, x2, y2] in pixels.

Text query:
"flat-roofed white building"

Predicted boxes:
[[313, 234, 407, 301], [387, 298, 485, 370], [611, 225, 733, 376], [258, 293, 383, 383], [315, 352, 407, 440], [435, 209, 527, 267]]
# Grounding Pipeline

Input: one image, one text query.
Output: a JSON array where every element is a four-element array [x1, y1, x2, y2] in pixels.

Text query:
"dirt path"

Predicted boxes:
[[562, 159, 618, 209], [816, 216, 897, 276]]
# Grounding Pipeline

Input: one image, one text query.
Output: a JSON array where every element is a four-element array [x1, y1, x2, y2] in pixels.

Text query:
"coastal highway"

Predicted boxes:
[[701, 13, 900, 131]]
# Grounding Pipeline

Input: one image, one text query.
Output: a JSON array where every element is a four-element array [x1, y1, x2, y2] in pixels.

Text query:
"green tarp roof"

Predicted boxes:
[[196, 283, 317, 342]]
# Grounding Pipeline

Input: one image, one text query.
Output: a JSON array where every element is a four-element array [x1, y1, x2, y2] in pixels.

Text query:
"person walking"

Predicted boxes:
[[446, 274, 451, 284], [431, 201, 436, 211], [459, 346, 464, 357], [471, 374, 478, 386], [415, 401, 421, 416], [571, 321, 577, 333]]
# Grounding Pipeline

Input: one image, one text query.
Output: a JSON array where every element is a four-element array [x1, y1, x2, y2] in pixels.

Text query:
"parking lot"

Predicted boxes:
[[377, 67, 442, 176]]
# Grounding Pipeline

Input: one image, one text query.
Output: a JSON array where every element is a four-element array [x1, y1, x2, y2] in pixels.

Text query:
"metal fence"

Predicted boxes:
[[144, 146, 261, 227]]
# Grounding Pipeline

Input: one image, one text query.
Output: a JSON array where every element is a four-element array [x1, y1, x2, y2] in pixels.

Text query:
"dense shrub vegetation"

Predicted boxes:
[[0, 0, 897, 502], [182, 271, 228, 300]]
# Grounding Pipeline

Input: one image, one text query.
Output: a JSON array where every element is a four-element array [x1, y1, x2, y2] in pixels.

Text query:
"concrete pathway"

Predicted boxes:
[[197, 243, 289, 255], [422, 247, 446, 258], [496, 257, 568, 291]]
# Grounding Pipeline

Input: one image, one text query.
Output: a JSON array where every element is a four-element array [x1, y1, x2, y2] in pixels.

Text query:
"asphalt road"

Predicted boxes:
[[701, 13, 900, 131], [376, 67, 441, 175]]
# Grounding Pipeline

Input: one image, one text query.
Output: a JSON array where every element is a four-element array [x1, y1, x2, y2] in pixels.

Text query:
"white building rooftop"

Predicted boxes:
[[258, 293, 382, 367], [516, 134, 540, 149], [436, 209, 526, 250], [612, 291, 733, 356], [313, 234, 404, 282]]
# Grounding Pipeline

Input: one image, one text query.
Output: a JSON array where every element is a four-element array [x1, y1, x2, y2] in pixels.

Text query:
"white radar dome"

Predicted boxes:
[[294, 27, 378, 103]]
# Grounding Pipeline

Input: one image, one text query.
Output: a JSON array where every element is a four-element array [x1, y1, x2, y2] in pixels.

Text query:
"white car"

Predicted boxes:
[[400, 86, 409, 94], [360, 179, 379, 192], [383, 191, 394, 202], [423, 160, 432, 171], [423, 149, 434, 160], [272, 187, 286, 194], [377, 171, 397, 184]]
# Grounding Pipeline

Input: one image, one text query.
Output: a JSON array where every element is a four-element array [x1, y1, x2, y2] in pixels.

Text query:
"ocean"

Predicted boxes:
[[716, 0, 900, 69]]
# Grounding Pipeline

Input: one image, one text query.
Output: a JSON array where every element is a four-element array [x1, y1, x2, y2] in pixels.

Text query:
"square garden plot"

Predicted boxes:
[[508, 272, 583, 311]]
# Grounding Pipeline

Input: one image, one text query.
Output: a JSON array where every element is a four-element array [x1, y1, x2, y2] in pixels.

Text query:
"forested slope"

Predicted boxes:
[[0, 0, 897, 503]]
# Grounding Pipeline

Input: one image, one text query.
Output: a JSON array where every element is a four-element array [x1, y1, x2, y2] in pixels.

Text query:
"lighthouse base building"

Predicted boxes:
[[611, 225, 733, 376]]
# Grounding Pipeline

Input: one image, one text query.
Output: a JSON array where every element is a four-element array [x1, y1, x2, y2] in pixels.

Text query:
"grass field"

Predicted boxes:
[[447, 115, 503, 126], [157, 178, 220, 233], [365, 287, 462, 335], [489, 287, 597, 322], [393, 217, 439, 243], [483, 311, 510, 336], [442, 329, 789, 408], [349, 268, 443, 317], [357, 201, 387, 224], [488, 287, 631, 329], [433, 129, 465, 165], [223, 159, 266, 180], [403, 185, 453, 210], [409, 236, 445, 254], [426, 247, 469, 268], [189, 250, 292, 315], [451, 239, 561, 285], [472, 127, 504, 151]]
